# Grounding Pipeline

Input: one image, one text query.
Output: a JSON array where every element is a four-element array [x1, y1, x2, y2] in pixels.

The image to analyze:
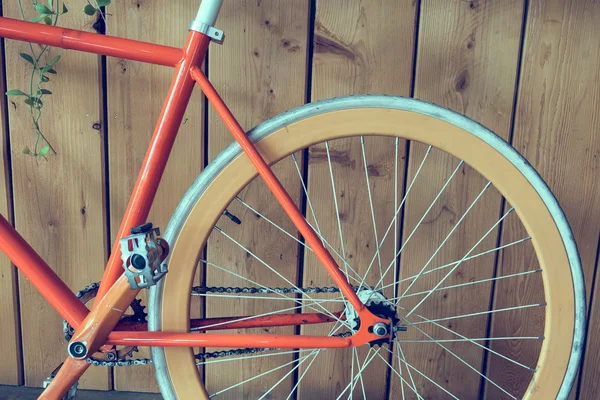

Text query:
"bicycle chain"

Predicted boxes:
[[191, 285, 358, 295], [69, 284, 356, 367]]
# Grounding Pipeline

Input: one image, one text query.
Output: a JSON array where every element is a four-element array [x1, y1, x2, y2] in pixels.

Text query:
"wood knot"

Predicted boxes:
[[117, 60, 128, 74], [281, 39, 301, 52], [367, 164, 380, 177], [314, 34, 356, 61], [455, 70, 469, 92]]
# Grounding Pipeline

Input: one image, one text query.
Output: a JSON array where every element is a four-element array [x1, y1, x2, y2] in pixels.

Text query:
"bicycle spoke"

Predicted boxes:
[[380, 346, 458, 399], [325, 141, 351, 283], [408, 314, 536, 371], [209, 350, 317, 398], [410, 302, 545, 326], [349, 348, 356, 400], [286, 350, 322, 400], [352, 348, 367, 400], [379, 346, 422, 400], [336, 348, 379, 400], [292, 152, 325, 246], [405, 207, 514, 317], [394, 336, 542, 343], [215, 226, 350, 326], [396, 181, 491, 299], [258, 350, 316, 400], [234, 195, 363, 285], [399, 316, 518, 399], [397, 343, 423, 400], [392, 269, 542, 300], [199, 258, 347, 326], [282, 310, 353, 398], [393, 137, 400, 297], [370, 159, 465, 291], [377, 237, 531, 294], [360, 136, 383, 282], [357, 146, 432, 289], [396, 345, 407, 400]]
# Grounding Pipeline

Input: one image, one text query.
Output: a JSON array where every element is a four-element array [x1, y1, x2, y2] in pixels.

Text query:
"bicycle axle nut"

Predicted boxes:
[[372, 322, 388, 337]]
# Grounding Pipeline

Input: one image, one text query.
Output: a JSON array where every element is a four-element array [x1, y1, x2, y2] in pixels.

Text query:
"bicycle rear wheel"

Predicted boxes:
[[149, 96, 584, 399]]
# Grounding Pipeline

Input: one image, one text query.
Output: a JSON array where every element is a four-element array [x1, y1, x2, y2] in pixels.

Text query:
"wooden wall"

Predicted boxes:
[[0, 0, 598, 396]]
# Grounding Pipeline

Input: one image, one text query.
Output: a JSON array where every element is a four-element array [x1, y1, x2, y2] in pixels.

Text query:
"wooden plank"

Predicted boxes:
[[105, 1, 204, 393], [392, 1, 525, 399], [299, 1, 416, 398], [580, 245, 600, 399], [204, 1, 309, 398], [3, 0, 108, 390], [0, 28, 23, 385], [487, 1, 600, 398], [0, 385, 162, 399]]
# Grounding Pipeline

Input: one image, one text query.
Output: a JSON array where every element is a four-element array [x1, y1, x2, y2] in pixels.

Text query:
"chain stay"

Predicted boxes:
[[72, 284, 363, 367]]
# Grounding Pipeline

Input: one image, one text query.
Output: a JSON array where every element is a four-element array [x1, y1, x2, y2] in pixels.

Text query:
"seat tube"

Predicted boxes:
[[94, 29, 212, 303]]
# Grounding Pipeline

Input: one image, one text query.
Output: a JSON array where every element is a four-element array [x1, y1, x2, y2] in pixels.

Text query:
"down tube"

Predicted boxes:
[[94, 31, 212, 303], [0, 214, 88, 327]]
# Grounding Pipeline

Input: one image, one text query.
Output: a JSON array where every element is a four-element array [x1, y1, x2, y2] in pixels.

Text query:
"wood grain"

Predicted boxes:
[[0, 29, 22, 385], [3, 0, 108, 390], [105, 1, 205, 393], [487, 0, 600, 398], [204, 1, 309, 398], [0, 0, 598, 396], [299, 1, 416, 398], [392, 1, 525, 399], [581, 245, 600, 399]]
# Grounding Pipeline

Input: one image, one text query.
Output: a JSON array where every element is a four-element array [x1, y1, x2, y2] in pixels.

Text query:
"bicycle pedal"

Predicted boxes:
[[42, 376, 78, 400], [120, 223, 169, 290]]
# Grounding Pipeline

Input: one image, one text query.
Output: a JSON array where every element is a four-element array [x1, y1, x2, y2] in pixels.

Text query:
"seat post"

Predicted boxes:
[[190, 0, 225, 44], [195, 0, 224, 26]]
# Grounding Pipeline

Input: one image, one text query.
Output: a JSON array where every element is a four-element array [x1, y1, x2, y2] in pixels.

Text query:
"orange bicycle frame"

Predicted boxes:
[[0, 3, 389, 397]]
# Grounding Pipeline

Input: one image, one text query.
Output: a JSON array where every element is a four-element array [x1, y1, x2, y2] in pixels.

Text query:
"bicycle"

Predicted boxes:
[[0, 0, 586, 399]]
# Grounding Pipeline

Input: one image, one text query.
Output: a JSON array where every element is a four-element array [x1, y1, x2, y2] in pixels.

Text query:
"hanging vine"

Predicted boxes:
[[4, 0, 111, 158]]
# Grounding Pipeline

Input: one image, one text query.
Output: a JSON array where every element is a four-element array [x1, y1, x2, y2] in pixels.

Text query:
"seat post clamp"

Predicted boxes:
[[189, 20, 224, 44]]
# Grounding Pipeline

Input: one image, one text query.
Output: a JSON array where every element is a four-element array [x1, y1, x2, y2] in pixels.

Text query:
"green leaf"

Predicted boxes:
[[39, 146, 51, 156], [5, 89, 27, 96], [20, 53, 34, 65], [29, 15, 47, 23], [40, 89, 52, 95], [24, 98, 34, 106], [44, 16, 52, 25], [47, 68, 57, 74], [34, 4, 53, 14], [22, 146, 31, 155], [97, 0, 111, 6], [41, 75, 50, 82], [48, 55, 61, 66], [83, 4, 96, 15], [62, 4, 69, 13]]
